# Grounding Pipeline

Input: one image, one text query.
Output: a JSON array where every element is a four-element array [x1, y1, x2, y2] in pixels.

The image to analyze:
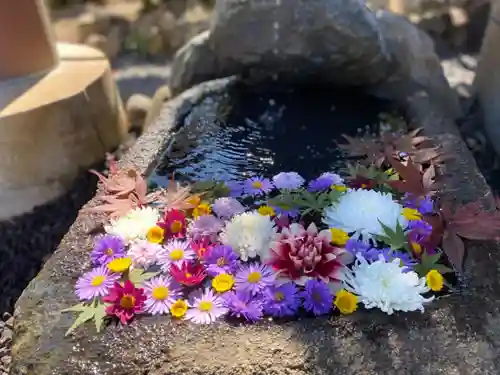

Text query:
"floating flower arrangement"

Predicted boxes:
[[63, 129, 500, 335]]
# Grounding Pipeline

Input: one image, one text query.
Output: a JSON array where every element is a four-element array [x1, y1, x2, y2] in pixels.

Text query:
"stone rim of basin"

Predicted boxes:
[[9, 78, 500, 375]]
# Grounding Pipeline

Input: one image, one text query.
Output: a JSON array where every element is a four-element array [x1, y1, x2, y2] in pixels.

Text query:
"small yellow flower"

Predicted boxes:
[[334, 289, 358, 314], [402, 208, 422, 221], [193, 202, 211, 218], [170, 299, 188, 318], [258, 205, 276, 216], [107, 257, 132, 273], [426, 270, 444, 292], [331, 184, 347, 192], [410, 241, 422, 256], [146, 225, 165, 244], [212, 273, 235, 293], [330, 228, 349, 246], [187, 195, 201, 207]]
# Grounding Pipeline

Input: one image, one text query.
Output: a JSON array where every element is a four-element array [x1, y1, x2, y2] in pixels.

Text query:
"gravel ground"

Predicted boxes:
[[0, 52, 479, 375]]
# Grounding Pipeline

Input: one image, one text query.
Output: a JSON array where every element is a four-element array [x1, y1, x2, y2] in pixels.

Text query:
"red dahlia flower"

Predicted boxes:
[[104, 280, 146, 324], [158, 209, 186, 238], [170, 261, 207, 287], [266, 223, 353, 288]]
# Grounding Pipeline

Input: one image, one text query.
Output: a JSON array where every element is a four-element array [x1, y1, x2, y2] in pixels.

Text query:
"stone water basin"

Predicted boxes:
[[149, 82, 397, 187]]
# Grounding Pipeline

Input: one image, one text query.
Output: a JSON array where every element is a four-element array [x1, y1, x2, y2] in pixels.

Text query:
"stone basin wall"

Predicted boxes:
[[8, 77, 500, 375]]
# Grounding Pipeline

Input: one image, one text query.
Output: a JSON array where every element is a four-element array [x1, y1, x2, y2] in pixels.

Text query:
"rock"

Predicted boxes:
[[4, 318, 13, 330], [144, 85, 172, 127], [9, 78, 500, 375], [1, 313, 11, 322], [77, 11, 111, 42], [369, 11, 461, 119], [126, 93, 153, 131], [84, 26, 122, 60], [170, 0, 392, 95], [170, 31, 218, 95], [0, 329, 12, 346]]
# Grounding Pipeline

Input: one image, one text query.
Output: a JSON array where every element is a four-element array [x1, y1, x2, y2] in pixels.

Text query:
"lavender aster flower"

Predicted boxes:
[[235, 263, 275, 296], [270, 205, 300, 218], [185, 288, 228, 324], [263, 282, 301, 318], [204, 245, 239, 276], [243, 176, 274, 196], [300, 279, 333, 316], [188, 214, 224, 242], [212, 197, 246, 219], [91, 235, 125, 265], [223, 290, 264, 322], [403, 193, 434, 215], [308, 172, 343, 192], [142, 275, 182, 315], [272, 172, 304, 190], [75, 266, 120, 301], [225, 181, 245, 198], [157, 239, 195, 271], [345, 238, 380, 261]]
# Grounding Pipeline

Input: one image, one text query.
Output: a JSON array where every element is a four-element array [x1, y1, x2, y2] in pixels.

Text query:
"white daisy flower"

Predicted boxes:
[[105, 207, 160, 243]]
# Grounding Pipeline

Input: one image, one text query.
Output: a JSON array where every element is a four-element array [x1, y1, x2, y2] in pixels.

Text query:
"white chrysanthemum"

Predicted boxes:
[[219, 211, 278, 261], [105, 207, 160, 243], [342, 255, 433, 315], [323, 189, 407, 240]]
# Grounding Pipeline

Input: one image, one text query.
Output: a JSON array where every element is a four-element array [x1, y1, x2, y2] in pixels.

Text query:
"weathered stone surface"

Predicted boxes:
[[170, 0, 393, 94], [10, 78, 500, 375], [368, 11, 461, 119]]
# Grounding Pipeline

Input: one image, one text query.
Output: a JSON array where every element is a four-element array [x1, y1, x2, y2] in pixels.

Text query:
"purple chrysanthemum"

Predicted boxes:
[[188, 214, 224, 242], [243, 176, 274, 196], [142, 275, 182, 315], [225, 181, 245, 198], [212, 197, 246, 219], [223, 290, 264, 322], [157, 239, 195, 271], [270, 205, 300, 218], [379, 248, 418, 271], [345, 238, 380, 261], [263, 282, 301, 318], [75, 265, 120, 301], [235, 263, 275, 296], [307, 172, 344, 192], [203, 245, 239, 276], [127, 239, 162, 268], [300, 279, 333, 316], [272, 172, 305, 190], [403, 193, 434, 215], [185, 288, 228, 324], [91, 235, 125, 266]]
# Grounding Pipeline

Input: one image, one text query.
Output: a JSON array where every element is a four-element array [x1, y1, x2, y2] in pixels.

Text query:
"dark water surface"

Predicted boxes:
[[149, 84, 396, 187]]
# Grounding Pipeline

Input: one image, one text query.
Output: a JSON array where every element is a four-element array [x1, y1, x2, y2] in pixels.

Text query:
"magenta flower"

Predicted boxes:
[[75, 265, 120, 301], [104, 280, 146, 324], [142, 275, 182, 315], [223, 290, 264, 322], [300, 279, 333, 316], [235, 263, 275, 296], [185, 288, 228, 324], [91, 235, 125, 265], [243, 176, 274, 196], [272, 172, 304, 190]]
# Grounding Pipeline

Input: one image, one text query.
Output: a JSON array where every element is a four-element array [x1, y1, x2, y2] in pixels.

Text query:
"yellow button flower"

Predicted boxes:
[[170, 299, 188, 318], [402, 208, 422, 221], [212, 273, 235, 293], [334, 289, 358, 314], [426, 270, 444, 292], [330, 228, 349, 246], [107, 257, 132, 273], [258, 205, 276, 216], [331, 184, 347, 192], [146, 225, 165, 244], [193, 202, 211, 218]]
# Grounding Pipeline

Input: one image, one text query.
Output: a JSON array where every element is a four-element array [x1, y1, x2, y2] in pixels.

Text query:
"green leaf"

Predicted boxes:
[[129, 268, 160, 285], [65, 306, 95, 336], [94, 303, 107, 333], [378, 220, 406, 249], [61, 303, 87, 313], [191, 180, 217, 193]]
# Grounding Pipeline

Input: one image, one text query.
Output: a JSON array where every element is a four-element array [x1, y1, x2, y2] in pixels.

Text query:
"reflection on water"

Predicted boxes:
[[149, 83, 395, 187]]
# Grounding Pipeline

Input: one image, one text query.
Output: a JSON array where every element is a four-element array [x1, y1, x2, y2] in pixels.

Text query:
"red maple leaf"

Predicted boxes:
[[386, 156, 442, 197]]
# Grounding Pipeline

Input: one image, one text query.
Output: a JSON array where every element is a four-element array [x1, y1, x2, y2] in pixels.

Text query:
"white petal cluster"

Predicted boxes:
[[105, 207, 160, 243], [323, 189, 407, 240], [342, 255, 433, 314], [219, 211, 278, 261]]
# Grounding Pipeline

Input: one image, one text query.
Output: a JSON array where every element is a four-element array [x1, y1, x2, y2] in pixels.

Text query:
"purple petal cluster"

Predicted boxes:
[[272, 172, 304, 190], [203, 245, 239, 276], [91, 235, 125, 265], [235, 263, 275, 296], [243, 177, 274, 196], [379, 248, 417, 271], [188, 214, 223, 242], [403, 193, 434, 215], [212, 197, 246, 219], [223, 290, 264, 322], [308, 172, 343, 192], [300, 279, 332, 316], [263, 283, 301, 318]]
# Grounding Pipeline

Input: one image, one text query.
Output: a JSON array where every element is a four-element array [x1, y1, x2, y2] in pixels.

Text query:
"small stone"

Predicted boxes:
[[1, 356, 11, 366], [5, 317, 13, 329], [0, 329, 12, 345], [84, 28, 121, 60], [126, 94, 153, 131], [144, 85, 172, 127]]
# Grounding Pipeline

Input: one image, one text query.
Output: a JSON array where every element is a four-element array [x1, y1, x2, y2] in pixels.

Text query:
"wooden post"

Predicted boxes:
[[0, 0, 58, 79], [0, 0, 128, 220]]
